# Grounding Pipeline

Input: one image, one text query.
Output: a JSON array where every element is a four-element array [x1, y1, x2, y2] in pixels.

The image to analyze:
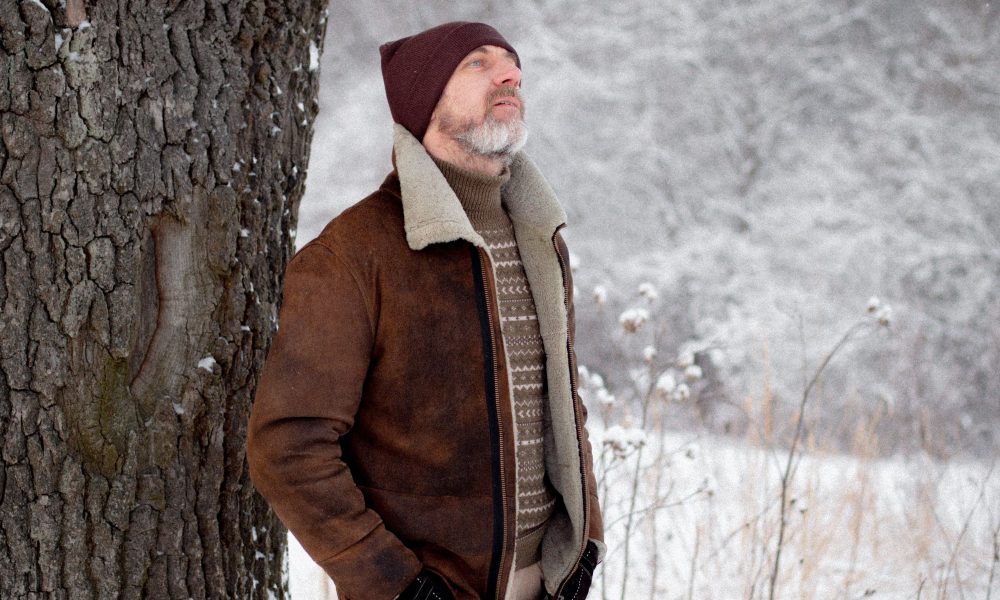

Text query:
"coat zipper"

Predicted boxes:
[[472, 247, 511, 600], [551, 228, 591, 600]]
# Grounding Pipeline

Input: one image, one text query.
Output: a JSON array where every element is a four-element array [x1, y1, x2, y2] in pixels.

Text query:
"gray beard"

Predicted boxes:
[[441, 114, 528, 164]]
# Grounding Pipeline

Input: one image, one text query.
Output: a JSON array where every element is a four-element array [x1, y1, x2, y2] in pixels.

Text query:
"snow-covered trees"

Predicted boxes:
[[308, 1, 1000, 456]]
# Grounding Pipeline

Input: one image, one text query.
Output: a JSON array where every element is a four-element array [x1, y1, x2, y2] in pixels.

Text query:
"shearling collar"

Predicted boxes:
[[392, 124, 567, 251]]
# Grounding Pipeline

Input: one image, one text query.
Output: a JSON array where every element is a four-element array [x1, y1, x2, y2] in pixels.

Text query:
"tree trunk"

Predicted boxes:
[[0, 0, 327, 597]]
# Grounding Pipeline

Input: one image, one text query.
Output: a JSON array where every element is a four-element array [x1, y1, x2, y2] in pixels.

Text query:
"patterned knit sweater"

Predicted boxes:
[[435, 158, 559, 568]]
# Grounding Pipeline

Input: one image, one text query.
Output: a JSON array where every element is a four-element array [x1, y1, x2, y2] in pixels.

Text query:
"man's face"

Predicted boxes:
[[430, 45, 527, 161]]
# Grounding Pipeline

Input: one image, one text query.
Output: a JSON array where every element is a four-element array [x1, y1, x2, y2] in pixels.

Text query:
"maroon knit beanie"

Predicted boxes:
[[379, 21, 519, 140]]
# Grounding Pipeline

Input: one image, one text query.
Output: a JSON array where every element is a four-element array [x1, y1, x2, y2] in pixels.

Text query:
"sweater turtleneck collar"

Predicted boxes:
[[432, 157, 511, 229]]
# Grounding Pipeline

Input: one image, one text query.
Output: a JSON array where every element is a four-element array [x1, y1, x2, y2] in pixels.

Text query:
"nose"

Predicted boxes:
[[494, 61, 521, 89]]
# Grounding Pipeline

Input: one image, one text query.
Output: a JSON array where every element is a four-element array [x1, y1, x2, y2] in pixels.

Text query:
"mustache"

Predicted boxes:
[[488, 86, 524, 110]]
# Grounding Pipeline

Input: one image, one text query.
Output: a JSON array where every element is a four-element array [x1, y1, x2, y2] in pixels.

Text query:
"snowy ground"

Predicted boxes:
[[591, 427, 999, 599], [287, 425, 1000, 599]]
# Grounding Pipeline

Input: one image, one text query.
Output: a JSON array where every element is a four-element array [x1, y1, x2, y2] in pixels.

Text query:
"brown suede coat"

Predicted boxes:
[[247, 125, 603, 600]]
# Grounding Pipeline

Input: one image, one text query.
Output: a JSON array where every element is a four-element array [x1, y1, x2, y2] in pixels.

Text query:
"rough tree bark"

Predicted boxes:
[[0, 0, 328, 597]]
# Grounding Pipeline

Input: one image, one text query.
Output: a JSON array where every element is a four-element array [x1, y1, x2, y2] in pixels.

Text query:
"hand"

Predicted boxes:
[[556, 541, 599, 600], [397, 569, 454, 600]]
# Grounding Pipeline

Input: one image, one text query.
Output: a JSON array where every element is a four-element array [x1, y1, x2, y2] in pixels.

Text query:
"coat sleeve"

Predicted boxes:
[[247, 241, 422, 599], [555, 232, 606, 558]]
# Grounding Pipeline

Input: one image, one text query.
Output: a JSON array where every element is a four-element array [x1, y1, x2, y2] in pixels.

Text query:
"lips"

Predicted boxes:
[[489, 86, 523, 112]]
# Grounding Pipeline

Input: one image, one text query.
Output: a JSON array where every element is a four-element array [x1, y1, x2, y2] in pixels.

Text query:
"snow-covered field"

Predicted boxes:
[[591, 427, 999, 599], [288, 425, 999, 599]]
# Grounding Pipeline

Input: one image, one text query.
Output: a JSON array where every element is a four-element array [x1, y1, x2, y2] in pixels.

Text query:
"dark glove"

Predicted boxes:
[[398, 569, 454, 600], [556, 541, 600, 600]]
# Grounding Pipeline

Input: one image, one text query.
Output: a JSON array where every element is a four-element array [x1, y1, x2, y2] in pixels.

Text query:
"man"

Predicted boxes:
[[248, 21, 604, 600]]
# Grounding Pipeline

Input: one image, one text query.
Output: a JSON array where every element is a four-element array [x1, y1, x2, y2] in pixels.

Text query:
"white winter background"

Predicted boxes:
[[284, 2, 1000, 599]]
